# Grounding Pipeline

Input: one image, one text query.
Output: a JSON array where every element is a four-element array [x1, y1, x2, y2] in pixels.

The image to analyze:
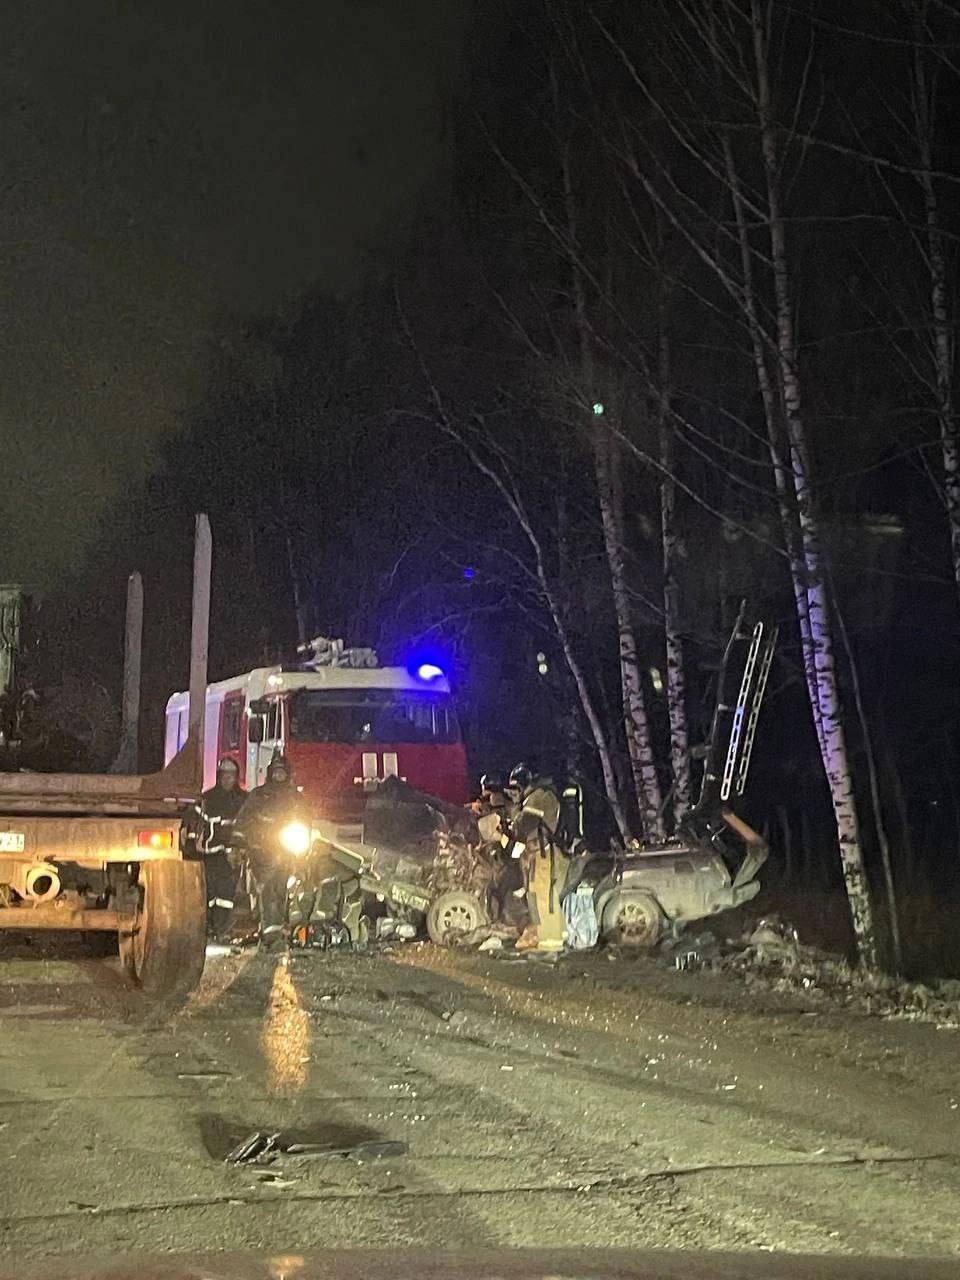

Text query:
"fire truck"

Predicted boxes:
[[164, 638, 470, 824]]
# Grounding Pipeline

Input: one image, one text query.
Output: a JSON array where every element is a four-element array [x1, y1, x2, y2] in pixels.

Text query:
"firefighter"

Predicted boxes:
[[505, 762, 568, 952], [471, 772, 512, 817], [470, 772, 524, 926], [195, 757, 245, 941], [234, 754, 301, 951]]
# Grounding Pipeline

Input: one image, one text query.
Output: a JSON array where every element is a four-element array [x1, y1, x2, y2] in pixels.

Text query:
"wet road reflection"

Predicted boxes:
[[261, 958, 310, 1096]]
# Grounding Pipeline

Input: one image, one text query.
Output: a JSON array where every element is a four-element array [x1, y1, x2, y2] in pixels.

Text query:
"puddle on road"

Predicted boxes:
[[198, 1112, 382, 1161]]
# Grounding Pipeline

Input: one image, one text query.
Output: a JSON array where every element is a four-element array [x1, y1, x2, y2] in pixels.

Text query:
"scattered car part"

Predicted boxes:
[[224, 1132, 408, 1165], [285, 1140, 408, 1162], [225, 1131, 282, 1164]]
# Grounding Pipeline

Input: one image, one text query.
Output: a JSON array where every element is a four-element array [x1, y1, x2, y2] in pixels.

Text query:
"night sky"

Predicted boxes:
[[1, 0, 465, 586]]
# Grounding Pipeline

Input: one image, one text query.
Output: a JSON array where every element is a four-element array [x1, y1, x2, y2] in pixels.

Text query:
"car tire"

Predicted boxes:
[[426, 890, 488, 946], [601, 890, 663, 948]]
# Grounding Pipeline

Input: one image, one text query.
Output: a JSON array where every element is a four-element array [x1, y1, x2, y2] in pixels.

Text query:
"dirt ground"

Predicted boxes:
[[1, 933, 959, 1274]]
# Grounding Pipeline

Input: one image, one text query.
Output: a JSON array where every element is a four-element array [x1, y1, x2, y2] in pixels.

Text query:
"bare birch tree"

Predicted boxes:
[[746, 0, 877, 967], [595, 0, 880, 964], [825, 2, 960, 606], [657, 335, 692, 827], [593, 417, 666, 838], [454, 421, 632, 842], [557, 92, 665, 840]]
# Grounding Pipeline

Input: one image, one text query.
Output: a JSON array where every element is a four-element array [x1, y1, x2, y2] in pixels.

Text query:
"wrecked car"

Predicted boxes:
[[574, 807, 768, 947], [304, 777, 499, 945], [578, 610, 776, 947]]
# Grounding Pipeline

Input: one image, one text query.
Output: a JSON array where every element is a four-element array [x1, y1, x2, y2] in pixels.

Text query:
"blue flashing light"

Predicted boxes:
[[462, 567, 476, 581], [406, 644, 452, 684], [416, 662, 445, 682]]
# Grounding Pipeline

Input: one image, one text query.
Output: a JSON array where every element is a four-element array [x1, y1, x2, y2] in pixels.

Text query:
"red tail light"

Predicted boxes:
[[138, 829, 175, 850]]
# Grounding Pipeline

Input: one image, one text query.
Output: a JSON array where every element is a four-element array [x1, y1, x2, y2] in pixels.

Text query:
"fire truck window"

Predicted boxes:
[[221, 699, 243, 751], [265, 701, 280, 740], [289, 691, 458, 744]]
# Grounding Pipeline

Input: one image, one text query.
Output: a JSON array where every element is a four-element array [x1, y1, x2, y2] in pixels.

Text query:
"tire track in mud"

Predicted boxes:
[[370, 947, 960, 1257], [390, 947, 960, 1165]]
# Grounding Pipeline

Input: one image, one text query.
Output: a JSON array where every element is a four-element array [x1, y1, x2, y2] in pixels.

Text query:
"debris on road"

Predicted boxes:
[[697, 916, 960, 1029], [664, 930, 719, 972], [226, 1131, 282, 1164], [442, 919, 519, 950], [286, 1139, 409, 1162], [224, 1129, 408, 1165]]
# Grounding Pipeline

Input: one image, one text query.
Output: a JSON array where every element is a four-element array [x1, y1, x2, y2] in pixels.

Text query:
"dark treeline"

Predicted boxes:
[[36, 0, 960, 973]]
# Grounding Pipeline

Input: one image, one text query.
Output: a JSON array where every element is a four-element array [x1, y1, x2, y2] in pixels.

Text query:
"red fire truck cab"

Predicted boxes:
[[164, 651, 469, 822]]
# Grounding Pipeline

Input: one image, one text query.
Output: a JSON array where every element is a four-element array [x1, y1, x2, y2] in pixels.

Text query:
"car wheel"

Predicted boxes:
[[426, 890, 487, 946], [602, 891, 663, 948]]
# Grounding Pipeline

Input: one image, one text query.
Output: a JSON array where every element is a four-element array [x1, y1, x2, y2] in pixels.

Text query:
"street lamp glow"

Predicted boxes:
[[592, 401, 605, 416]]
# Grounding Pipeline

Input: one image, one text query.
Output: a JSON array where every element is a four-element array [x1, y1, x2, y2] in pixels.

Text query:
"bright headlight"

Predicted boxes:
[[279, 821, 311, 856]]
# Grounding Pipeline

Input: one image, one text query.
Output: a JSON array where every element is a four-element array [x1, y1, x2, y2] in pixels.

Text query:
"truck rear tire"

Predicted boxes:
[[119, 860, 207, 998]]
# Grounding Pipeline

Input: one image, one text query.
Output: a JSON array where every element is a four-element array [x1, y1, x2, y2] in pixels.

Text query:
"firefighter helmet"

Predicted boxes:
[[508, 762, 533, 795], [267, 754, 292, 784]]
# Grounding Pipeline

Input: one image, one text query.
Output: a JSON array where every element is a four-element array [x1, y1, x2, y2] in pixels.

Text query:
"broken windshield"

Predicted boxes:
[[287, 688, 460, 745]]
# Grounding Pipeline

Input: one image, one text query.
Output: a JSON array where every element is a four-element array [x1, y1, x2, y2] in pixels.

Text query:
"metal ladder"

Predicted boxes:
[[695, 605, 779, 814]]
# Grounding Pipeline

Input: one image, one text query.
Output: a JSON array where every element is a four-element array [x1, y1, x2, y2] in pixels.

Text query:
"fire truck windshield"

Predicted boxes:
[[288, 688, 460, 745]]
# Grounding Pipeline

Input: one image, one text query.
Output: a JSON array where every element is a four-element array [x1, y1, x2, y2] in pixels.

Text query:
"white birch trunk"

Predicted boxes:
[[720, 129, 826, 757], [594, 425, 665, 840], [658, 338, 691, 828], [558, 124, 662, 841], [751, 0, 878, 968]]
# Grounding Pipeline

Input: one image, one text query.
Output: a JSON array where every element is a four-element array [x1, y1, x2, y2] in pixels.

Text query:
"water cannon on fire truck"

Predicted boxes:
[[297, 636, 379, 670]]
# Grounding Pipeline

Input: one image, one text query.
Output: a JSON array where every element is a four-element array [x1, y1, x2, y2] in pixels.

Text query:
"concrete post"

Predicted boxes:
[[113, 572, 143, 774], [188, 515, 212, 790]]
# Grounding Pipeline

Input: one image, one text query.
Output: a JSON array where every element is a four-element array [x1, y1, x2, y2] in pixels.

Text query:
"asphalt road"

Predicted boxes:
[[1, 935, 959, 1274]]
